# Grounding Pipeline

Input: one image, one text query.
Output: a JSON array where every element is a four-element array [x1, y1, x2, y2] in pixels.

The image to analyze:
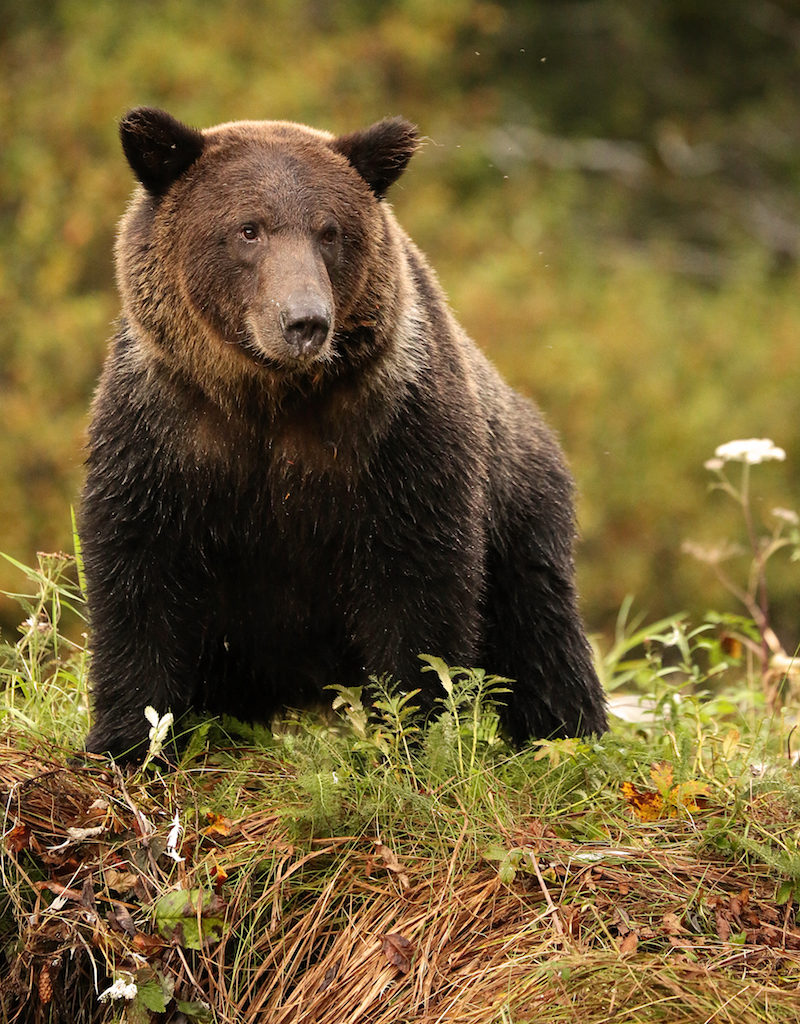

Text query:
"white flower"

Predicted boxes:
[[682, 539, 743, 564], [98, 976, 138, 1002], [22, 614, 51, 636], [713, 438, 786, 465], [144, 706, 174, 759], [165, 810, 185, 863], [772, 507, 800, 526]]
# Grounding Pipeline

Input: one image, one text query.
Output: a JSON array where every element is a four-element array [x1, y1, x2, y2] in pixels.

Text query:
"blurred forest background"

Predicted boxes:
[[1, 0, 799, 650]]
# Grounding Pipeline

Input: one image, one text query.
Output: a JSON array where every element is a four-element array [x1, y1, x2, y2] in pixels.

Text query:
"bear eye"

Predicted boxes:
[[239, 223, 260, 242], [318, 224, 339, 247]]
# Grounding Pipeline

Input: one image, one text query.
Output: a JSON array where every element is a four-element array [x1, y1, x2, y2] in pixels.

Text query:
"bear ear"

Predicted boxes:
[[120, 107, 205, 197], [332, 117, 419, 199]]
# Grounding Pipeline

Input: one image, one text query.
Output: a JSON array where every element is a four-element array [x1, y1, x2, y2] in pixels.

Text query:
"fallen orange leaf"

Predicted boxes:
[[621, 782, 664, 821], [203, 813, 233, 837], [132, 931, 166, 956], [4, 823, 30, 854], [621, 765, 710, 820]]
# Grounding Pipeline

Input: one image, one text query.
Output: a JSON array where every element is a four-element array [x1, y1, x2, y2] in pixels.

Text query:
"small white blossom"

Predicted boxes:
[[165, 810, 185, 863], [772, 507, 800, 526], [22, 614, 51, 636], [682, 539, 743, 565], [98, 976, 138, 1002], [713, 438, 786, 465]]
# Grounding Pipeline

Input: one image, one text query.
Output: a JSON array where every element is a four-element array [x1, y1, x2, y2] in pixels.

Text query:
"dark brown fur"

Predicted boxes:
[[81, 108, 606, 759]]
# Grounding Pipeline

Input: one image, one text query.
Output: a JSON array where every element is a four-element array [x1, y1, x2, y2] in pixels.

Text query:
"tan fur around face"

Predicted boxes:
[[114, 118, 428, 471]]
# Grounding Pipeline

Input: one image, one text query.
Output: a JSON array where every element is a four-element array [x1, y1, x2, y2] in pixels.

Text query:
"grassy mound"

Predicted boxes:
[[2, 555, 800, 1023]]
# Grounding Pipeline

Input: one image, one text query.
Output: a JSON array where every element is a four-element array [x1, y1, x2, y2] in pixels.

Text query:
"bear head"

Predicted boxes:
[[115, 107, 420, 411]]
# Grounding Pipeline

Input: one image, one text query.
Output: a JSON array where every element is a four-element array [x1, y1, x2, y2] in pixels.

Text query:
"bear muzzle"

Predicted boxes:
[[280, 297, 332, 358]]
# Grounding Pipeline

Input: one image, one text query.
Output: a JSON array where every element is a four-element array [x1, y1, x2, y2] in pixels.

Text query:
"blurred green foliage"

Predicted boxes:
[[1, 0, 799, 645]]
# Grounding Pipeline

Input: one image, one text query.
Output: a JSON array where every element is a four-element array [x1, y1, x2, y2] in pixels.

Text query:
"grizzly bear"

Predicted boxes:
[[81, 107, 606, 759]]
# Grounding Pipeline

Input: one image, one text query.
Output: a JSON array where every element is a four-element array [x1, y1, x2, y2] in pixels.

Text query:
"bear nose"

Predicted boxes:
[[280, 302, 331, 357]]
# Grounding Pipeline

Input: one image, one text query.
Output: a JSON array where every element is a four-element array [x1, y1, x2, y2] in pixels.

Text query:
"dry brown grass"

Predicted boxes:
[[2, 739, 800, 1024]]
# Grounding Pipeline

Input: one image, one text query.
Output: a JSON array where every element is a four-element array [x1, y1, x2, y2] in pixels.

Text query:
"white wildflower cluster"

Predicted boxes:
[[704, 438, 786, 471], [98, 975, 138, 1002], [144, 706, 174, 760]]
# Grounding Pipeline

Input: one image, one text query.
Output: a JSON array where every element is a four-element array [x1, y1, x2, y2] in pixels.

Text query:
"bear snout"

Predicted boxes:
[[279, 298, 331, 358]]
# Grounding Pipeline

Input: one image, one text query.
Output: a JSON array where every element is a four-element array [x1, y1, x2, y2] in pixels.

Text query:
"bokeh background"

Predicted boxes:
[[2, 0, 799, 650]]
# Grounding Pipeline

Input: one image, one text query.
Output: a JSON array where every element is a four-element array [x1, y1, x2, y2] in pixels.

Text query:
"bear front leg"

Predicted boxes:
[[475, 418, 608, 745], [486, 554, 606, 744], [481, 471, 607, 745], [82, 544, 205, 761]]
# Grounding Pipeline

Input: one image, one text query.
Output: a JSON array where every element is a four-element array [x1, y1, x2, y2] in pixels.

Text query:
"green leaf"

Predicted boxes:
[[134, 978, 168, 1013], [495, 848, 522, 887], [153, 889, 224, 951], [497, 857, 517, 886], [69, 504, 87, 596], [133, 967, 174, 1013], [182, 719, 213, 762], [175, 999, 214, 1022], [419, 654, 453, 695]]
